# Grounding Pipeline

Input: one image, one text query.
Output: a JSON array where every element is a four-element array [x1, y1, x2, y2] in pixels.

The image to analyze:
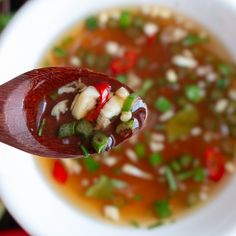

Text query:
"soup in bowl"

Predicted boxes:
[[38, 3, 236, 228], [0, 0, 236, 235]]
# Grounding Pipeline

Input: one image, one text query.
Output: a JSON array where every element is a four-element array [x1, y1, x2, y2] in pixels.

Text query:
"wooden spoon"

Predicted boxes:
[[0, 67, 147, 158]]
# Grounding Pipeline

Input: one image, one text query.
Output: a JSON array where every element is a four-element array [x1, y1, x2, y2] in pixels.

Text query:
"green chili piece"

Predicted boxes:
[[165, 166, 178, 192], [119, 11, 131, 29], [183, 34, 208, 46], [58, 122, 77, 138], [185, 85, 203, 103], [154, 200, 172, 219], [122, 93, 138, 112], [216, 78, 229, 89], [138, 80, 154, 97], [155, 97, 172, 112], [38, 118, 46, 136], [170, 160, 182, 172], [84, 157, 100, 172], [149, 153, 162, 166], [179, 154, 193, 168], [86, 16, 97, 30], [177, 170, 193, 181], [193, 168, 206, 182], [135, 143, 145, 158], [76, 119, 93, 138], [53, 47, 67, 57], [116, 119, 134, 135], [92, 132, 109, 154], [80, 145, 89, 157], [116, 75, 127, 84], [217, 63, 231, 76]]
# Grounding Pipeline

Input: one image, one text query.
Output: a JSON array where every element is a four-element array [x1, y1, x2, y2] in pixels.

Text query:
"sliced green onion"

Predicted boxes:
[[216, 78, 229, 89], [38, 118, 46, 136], [133, 194, 143, 201], [85, 16, 97, 30], [135, 143, 145, 158], [147, 222, 163, 229], [76, 119, 93, 138], [185, 85, 203, 103], [154, 200, 172, 219], [119, 11, 131, 29], [116, 119, 134, 135], [170, 160, 181, 172], [86, 175, 112, 198], [217, 63, 231, 76], [164, 166, 178, 192], [92, 132, 109, 154], [122, 93, 138, 112], [130, 220, 140, 228], [138, 80, 154, 97], [53, 47, 67, 57], [155, 97, 172, 112], [116, 75, 127, 84], [149, 153, 162, 166], [80, 144, 89, 157], [179, 154, 193, 168], [193, 168, 206, 182], [84, 157, 100, 172], [58, 122, 77, 138], [177, 170, 193, 181], [183, 34, 208, 46]]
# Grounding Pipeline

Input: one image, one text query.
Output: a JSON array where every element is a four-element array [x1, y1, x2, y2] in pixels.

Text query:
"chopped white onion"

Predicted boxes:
[[51, 99, 69, 120], [120, 111, 132, 122], [214, 99, 228, 113], [103, 205, 120, 221], [71, 86, 100, 120], [172, 55, 198, 68], [125, 149, 138, 163], [121, 164, 153, 180]]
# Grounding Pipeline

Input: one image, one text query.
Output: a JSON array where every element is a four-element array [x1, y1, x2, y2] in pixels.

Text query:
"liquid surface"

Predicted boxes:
[[27, 68, 147, 157], [39, 6, 236, 227]]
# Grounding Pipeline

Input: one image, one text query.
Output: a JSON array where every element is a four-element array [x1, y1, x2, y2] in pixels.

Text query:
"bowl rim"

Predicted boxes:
[[1, 0, 236, 235]]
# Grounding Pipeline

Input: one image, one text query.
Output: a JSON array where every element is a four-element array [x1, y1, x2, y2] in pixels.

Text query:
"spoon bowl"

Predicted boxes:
[[0, 67, 147, 158]]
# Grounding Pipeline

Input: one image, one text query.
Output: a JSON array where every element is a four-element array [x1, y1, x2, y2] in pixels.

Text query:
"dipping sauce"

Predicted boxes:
[[39, 6, 236, 227], [28, 68, 147, 156]]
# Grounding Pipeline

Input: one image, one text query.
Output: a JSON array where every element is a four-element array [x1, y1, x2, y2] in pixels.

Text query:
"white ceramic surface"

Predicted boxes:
[[0, 0, 236, 235]]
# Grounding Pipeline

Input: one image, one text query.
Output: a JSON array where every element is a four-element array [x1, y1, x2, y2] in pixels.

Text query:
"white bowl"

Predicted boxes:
[[0, 0, 236, 235]]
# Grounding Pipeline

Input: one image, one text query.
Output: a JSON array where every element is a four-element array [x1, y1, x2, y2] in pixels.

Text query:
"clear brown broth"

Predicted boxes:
[[38, 6, 236, 227]]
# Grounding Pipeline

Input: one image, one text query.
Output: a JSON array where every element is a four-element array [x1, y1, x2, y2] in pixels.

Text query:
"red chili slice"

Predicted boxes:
[[146, 34, 157, 46], [52, 160, 68, 183], [86, 82, 111, 121], [111, 50, 138, 75], [204, 147, 225, 182]]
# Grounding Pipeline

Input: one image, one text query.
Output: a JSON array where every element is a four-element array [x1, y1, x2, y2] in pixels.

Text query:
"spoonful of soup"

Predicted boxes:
[[0, 67, 147, 158]]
